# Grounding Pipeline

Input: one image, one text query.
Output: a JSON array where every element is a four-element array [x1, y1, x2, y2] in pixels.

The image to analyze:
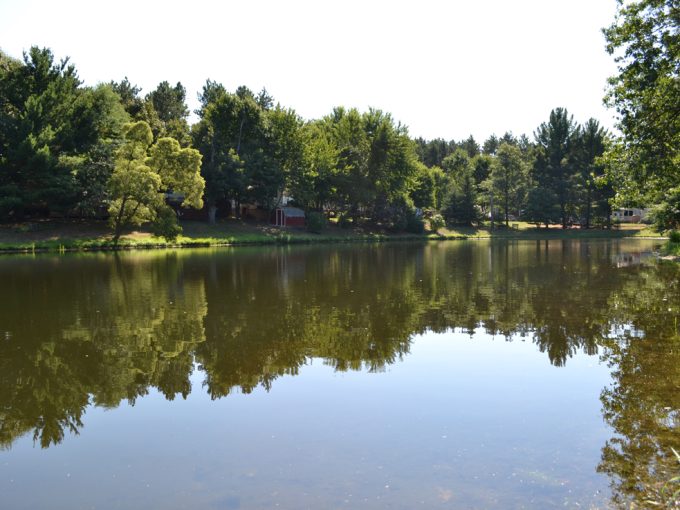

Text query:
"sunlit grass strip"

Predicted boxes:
[[0, 224, 664, 254], [0, 232, 440, 254]]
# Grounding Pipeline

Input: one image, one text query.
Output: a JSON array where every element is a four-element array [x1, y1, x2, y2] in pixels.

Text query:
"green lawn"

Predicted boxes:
[[439, 221, 661, 239], [0, 218, 665, 254]]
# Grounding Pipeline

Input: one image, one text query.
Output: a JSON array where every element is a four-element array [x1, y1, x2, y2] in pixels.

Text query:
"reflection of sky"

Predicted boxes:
[[608, 323, 645, 339], [1, 329, 613, 510]]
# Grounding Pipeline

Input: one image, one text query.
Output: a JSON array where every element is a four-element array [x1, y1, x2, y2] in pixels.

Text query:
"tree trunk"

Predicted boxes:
[[208, 205, 217, 225], [112, 197, 128, 247], [504, 195, 509, 227], [489, 191, 494, 231], [585, 185, 592, 229], [605, 203, 612, 229]]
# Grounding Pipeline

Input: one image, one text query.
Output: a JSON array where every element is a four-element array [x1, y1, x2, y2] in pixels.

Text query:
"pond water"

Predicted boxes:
[[0, 240, 678, 509]]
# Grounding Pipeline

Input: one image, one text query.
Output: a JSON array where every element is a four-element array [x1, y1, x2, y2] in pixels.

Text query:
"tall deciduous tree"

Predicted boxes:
[[266, 106, 304, 208], [108, 121, 204, 243], [192, 84, 269, 221], [323, 107, 370, 220], [296, 121, 339, 211], [364, 108, 419, 222], [603, 0, 679, 220], [410, 162, 436, 209], [313, 107, 419, 227]]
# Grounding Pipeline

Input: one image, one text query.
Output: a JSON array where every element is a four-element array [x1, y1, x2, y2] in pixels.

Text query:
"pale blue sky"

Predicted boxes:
[[0, 0, 619, 141]]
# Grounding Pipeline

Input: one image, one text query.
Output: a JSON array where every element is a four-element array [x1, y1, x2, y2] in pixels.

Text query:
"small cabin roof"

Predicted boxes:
[[280, 207, 305, 217]]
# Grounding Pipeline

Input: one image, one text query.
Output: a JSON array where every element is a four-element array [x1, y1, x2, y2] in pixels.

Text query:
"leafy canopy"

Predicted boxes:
[[603, 0, 679, 227], [108, 121, 204, 242]]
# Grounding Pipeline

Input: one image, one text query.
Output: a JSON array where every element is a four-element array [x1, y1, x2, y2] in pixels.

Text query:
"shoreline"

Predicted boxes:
[[0, 220, 667, 255]]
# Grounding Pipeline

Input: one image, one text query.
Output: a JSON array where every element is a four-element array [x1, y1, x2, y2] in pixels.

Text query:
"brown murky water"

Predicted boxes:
[[0, 240, 678, 509]]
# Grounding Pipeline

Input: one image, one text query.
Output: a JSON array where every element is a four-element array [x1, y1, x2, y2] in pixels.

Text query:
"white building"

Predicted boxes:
[[611, 208, 649, 223]]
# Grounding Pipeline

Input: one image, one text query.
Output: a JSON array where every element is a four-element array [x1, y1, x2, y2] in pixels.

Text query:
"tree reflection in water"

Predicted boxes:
[[0, 241, 676, 507], [597, 262, 680, 508]]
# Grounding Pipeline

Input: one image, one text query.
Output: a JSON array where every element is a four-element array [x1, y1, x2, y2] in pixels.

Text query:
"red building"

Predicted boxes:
[[273, 207, 306, 227]]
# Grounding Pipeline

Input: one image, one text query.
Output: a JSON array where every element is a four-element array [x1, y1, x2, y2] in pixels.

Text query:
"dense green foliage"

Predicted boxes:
[[107, 121, 204, 243], [603, 0, 679, 230], [415, 114, 611, 229], [0, 48, 128, 219], [0, 34, 663, 233], [487, 142, 528, 226]]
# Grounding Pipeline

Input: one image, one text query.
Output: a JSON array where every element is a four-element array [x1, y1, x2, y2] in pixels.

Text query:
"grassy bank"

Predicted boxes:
[[659, 230, 680, 260], [661, 241, 680, 257], [0, 219, 664, 254]]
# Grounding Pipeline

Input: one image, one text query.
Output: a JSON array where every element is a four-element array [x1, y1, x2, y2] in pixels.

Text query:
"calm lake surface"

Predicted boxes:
[[0, 240, 678, 509]]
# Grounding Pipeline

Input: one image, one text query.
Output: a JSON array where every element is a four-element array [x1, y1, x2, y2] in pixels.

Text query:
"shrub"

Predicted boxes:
[[382, 194, 419, 232], [150, 205, 182, 241], [306, 211, 326, 233], [669, 230, 680, 243], [429, 214, 445, 233]]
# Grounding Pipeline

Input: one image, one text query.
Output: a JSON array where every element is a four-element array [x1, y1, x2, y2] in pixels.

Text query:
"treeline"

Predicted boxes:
[[1, 46, 613, 236], [413, 112, 613, 229]]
